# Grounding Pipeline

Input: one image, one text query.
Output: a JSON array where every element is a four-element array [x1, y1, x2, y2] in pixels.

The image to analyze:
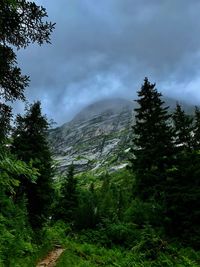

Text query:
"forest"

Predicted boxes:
[[0, 1, 200, 266]]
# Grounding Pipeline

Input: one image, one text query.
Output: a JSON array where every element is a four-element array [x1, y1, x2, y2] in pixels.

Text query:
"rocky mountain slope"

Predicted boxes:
[[49, 97, 194, 173], [49, 98, 134, 173]]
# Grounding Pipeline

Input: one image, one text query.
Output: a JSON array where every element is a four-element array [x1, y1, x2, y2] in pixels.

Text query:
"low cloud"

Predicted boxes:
[[16, 0, 200, 125]]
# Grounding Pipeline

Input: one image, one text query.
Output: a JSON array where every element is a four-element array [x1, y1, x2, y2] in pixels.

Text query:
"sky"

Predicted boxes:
[[15, 0, 200, 125]]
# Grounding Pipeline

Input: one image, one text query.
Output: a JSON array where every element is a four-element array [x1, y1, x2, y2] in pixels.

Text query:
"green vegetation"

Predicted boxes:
[[53, 78, 200, 265], [0, 1, 200, 265], [56, 238, 200, 267], [12, 101, 54, 228], [0, 0, 55, 265]]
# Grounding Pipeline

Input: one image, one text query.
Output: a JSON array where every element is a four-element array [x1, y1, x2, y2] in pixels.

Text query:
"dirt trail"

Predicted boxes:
[[36, 247, 64, 267]]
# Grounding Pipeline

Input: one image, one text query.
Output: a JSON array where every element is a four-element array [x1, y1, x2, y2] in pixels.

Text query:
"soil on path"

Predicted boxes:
[[36, 247, 64, 267]]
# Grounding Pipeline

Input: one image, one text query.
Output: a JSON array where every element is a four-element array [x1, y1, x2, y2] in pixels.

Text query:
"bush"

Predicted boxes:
[[132, 226, 170, 260], [78, 228, 111, 247], [42, 221, 71, 246], [106, 222, 140, 247], [124, 198, 164, 227]]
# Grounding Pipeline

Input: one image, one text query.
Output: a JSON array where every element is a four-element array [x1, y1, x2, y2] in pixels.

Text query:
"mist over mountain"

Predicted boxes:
[[73, 98, 133, 122], [49, 97, 195, 173], [17, 1, 200, 126]]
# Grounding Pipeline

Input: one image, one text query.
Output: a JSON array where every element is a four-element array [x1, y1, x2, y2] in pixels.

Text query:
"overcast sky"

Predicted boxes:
[[15, 0, 200, 125]]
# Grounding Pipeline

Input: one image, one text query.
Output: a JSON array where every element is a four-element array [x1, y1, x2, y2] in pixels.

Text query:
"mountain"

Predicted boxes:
[[48, 97, 195, 173], [49, 98, 134, 173]]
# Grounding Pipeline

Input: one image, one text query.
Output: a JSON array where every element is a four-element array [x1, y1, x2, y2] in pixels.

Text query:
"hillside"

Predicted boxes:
[[49, 98, 134, 173], [48, 97, 194, 173]]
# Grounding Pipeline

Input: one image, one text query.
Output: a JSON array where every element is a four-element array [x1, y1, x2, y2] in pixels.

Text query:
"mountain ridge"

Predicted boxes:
[[49, 97, 195, 173]]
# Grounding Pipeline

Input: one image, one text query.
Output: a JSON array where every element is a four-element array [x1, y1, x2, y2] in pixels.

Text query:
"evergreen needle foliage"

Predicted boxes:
[[131, 77, 174, 201], [0, 0, 55, 102], [53, 164, 78, 224], [12, 101, 54, 228], [0, 2, 200, 261], [0, 1, 55, 264]]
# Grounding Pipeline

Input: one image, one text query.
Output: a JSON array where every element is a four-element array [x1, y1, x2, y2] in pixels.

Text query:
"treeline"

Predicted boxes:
[[0, 0, 55, 265], [51, 78, 200, 253], [0, 102, 54, 265], [1, 75, 200, 264], [0, 1, 200, 265], [131, 78, 200, 248]]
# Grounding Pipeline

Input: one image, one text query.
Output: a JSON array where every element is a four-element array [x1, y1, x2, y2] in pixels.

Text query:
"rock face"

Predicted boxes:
[[48, 97, 194, 173], [49, 98, 134, 173]]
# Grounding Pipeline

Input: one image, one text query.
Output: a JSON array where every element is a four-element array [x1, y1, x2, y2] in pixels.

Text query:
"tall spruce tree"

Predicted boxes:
[[56, 164, 78, 223], [11, 101, 53, 228], [165, 104, 200, 246], [0, 0, 54, 103], [172, 103, 193, 150], [0, 103, 12, 145], [0, 1, 54, 263], [193, 106, 200, 150], [165, 147, 200, 247], [131, 78, 174, 200], [75, 182, 98, 229]]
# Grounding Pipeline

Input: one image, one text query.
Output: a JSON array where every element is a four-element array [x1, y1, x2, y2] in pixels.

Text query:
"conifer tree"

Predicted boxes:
[[99, 173, 117, 221], [165, 104, 200, 245], [165, 148, 200, 246], [172, 103, 193, 150], [0, 103, 12, 145], [0, 1, 54, 262], [193, 106, 200, 150], [75, 182, 98, 229], [11, 101, 53, 228], [58, 164, 78, 223], [0, 0, 54, 103], [131, 78, 174, 200]]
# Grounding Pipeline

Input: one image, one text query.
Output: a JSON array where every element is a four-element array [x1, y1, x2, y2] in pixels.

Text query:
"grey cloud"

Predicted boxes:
[[16, 0, 200, 124]]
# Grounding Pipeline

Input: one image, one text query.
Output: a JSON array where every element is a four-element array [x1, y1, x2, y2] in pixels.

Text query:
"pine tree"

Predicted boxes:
[[0, 0, 54, 102], [165, 104, 200, 246], [172, 103, 193, 150], [75, 182, 98, 230], [193, 106, 200, 150], [58, 164, 78, 223], [0, 1, 54, 262], [11, 101, 53, 228], [98, 173, 117, 221], [131, 78, 174, 200], [164, 146, 200, 246], [0, 103, 12, 145]]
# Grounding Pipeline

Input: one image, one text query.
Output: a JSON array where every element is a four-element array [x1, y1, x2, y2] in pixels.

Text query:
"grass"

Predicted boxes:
[[56, 239, 200, 267], [56, 240, 137, 267], [3, 222, 199, 267], [0, 243, 54, 267]]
